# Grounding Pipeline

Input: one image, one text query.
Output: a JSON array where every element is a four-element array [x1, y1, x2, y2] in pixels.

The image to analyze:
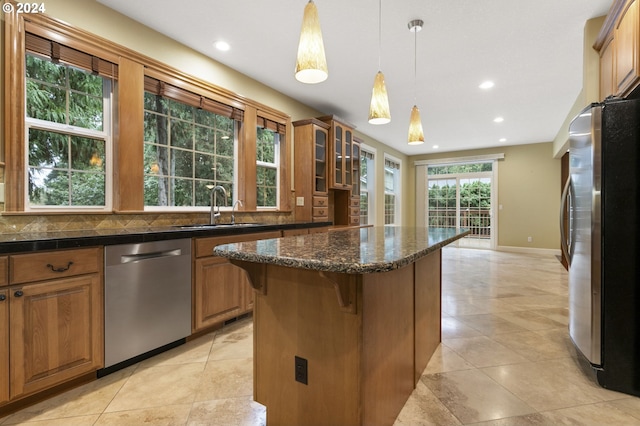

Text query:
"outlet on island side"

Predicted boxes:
[[527, 236, 533, 243], [295, 356, 308, 385]]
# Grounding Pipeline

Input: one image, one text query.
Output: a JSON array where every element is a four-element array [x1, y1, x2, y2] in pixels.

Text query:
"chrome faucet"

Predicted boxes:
[[210, 185, 227, 225], [231, 200, 243, 224]]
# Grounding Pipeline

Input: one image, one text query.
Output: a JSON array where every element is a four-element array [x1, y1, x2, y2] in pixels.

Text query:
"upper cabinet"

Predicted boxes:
[[596, 0, 640, 99], [293, 119, 331, 222], [318, 115, 356, 190]]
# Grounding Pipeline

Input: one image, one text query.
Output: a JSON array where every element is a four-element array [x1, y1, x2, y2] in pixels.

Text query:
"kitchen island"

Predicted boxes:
[[213, 226, 468, 426]]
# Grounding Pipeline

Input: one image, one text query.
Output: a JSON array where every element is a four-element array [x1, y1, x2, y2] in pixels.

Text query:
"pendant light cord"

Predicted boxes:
[[378, 0, 382, 70], [413, 25, 417, 104]]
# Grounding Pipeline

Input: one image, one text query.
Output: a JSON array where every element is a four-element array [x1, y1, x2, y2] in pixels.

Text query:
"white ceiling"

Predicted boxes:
[[98, 0, 612, 155]]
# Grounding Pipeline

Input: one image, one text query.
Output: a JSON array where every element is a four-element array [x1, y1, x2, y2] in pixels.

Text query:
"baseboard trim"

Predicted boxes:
[[495, 245, 561, 256]]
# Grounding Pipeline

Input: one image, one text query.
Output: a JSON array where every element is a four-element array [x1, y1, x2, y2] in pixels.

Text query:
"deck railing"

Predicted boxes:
[[427, 208, 491, 238]]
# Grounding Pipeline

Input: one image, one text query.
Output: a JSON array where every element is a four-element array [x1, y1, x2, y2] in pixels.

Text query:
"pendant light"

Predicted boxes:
[[368, 0, 391, 125], [407, 19, 424, 145], [295, 0, 328, 84]]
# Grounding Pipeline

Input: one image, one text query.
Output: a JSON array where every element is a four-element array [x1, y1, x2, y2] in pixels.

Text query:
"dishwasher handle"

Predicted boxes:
[[120, 248, 184, 264]]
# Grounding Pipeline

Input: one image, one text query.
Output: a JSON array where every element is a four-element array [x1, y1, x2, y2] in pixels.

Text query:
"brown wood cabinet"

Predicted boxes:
[[293, 118, 331, 222], [318, 115, 355, 190], [615, 0, 639, 95], [3, 248, 103, 401], [193, 231, 281, 332], [0, 287, 8, 405], [596, 0, 640, 99]]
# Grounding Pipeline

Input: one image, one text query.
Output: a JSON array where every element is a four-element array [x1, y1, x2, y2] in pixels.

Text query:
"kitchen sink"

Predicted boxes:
[[174, 223, 263, 229]]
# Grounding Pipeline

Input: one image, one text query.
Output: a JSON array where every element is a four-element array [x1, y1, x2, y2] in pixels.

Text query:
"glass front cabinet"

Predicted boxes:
[[293, 119, 331, 222]]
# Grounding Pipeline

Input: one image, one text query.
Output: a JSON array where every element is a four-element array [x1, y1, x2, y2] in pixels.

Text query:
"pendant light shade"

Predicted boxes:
[[295, 0, 328, 84], [368, 0, 390, 125], [408, 105, 424, 144], [407, 19, 424, 145], [369, 71, 391, 124]]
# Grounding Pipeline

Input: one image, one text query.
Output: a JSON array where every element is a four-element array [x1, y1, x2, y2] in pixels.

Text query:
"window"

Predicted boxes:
[[143, 77, 241, 208], [25, 45, 114, 210], [256, 127, 280, 208], [360, 148, 375, 225], [384, 156, 401, 225]]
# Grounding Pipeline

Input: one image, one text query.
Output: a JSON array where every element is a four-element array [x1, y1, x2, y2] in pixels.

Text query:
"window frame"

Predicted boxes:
[[255, 129, 280, 209], [24, 54, 114, 212], [4, 12, 292, 214], [360, 144, 376, 226], [384, 154, 402, 226]]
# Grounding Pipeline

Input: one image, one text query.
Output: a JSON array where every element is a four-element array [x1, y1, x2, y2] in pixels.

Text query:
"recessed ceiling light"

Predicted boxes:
[[493, 116, 504, 123], [499, 138, 507, 142], [433, 145, 439, 149], [214, 40, 230, 51], [479, 81, 494, 89]]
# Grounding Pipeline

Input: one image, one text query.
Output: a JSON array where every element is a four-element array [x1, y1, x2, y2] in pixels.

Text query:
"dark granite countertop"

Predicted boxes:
[[0, 222, 330, 254], [213, 226, 469, 274]]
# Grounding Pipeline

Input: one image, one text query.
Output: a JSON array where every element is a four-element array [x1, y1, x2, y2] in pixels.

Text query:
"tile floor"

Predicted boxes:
[[2, 247, 640, 425]]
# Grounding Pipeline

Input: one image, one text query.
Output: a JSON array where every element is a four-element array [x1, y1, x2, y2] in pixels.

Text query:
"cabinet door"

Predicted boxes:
[[194, 257, 246, 331], [0, 288, 8, 404], [332, 124, 344, 188], [9, 274, 103, 399], [600, 37, 615, 100], [615, 0, 640, 95], [344, 129, 353, 187], [314, 127, 328, 194], [352, 141, 361, 197]]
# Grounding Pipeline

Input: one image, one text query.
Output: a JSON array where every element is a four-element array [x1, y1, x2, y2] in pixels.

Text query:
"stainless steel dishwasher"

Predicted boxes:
[[103, 239, 192, 372]]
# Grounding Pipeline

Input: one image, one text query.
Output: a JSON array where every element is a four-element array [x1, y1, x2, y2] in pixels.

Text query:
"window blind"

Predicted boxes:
[[144, 75, 243, 121], [385, 158, 400, 169], [25, 32, 118, 79], [257, 116, 286, 135], [362, 149, 374, 160]]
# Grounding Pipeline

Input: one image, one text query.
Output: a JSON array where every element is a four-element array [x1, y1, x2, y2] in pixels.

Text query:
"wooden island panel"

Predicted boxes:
[[216, 226, 468, 426], [249, 256, 437, 426]]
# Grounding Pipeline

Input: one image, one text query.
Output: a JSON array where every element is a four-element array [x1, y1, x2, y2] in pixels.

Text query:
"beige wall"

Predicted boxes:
[[409, 143, 561, 250], [553, 16, 605, 158]]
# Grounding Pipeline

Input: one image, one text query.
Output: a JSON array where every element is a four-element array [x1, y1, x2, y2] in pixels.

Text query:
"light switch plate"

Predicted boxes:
[[296, 197, 304, 206]]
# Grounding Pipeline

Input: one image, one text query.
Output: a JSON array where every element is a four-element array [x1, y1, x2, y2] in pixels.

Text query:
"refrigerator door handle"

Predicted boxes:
[[560, 176, 574, 264]]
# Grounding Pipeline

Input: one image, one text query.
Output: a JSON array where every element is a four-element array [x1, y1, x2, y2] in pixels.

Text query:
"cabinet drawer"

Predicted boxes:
[[350, 197, 360, 207], [313, 216, 329, 223], [10, 248, 101, 285], [313, 207, 329, 217], [195, 231, 282, 258], [349, 216, 361, 226], [313, 196, 329, 207], [350, 207, 360, 217], [0, 256, 7, 287]]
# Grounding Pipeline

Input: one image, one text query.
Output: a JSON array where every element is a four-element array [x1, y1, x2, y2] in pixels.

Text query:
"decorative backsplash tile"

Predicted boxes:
[[0, 211, 295, 234]]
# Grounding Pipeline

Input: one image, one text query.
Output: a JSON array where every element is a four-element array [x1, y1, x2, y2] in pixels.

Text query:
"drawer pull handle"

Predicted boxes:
[[46, 261, 73, 273], [0, 294, 6, 301], [14, 290, 23, 298]]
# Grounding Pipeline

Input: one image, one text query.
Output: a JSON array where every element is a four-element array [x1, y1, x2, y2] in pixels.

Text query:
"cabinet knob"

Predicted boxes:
[[0, 294, 6, 301], [14, 290, 23, 298]]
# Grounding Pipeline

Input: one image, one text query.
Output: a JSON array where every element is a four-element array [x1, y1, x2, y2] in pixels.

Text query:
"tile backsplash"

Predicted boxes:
[[0, 211, 295, 234]]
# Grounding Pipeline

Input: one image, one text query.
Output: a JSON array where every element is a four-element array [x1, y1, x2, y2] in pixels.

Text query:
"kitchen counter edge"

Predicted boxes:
[[0, 222, 331, 254]]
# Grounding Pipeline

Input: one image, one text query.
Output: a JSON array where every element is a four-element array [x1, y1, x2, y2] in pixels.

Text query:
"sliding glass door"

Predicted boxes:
[[426, 164, 495, 249]]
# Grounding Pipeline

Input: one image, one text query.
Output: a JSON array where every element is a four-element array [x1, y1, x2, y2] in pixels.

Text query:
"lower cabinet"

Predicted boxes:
[[0, 287, 8, 405], [193, 231, 281, 332], [1, 248, 103, 405], [9, 274, 103, 399]]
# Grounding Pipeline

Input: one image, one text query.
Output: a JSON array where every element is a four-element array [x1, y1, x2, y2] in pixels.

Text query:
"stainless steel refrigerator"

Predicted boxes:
[[561, 97, 640, 396]]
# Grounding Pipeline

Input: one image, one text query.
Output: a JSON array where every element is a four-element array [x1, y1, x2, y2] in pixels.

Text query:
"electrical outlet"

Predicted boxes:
[[295, 356, 308, 385], [527, 236, 532, 243], [296, 197, 304, 206]]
